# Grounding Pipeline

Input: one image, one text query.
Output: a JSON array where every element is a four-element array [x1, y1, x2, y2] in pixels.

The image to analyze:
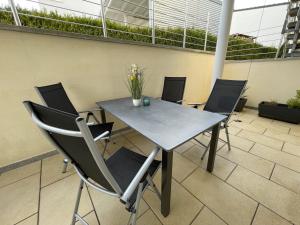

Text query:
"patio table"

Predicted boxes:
[[96, 97, 226, 217]]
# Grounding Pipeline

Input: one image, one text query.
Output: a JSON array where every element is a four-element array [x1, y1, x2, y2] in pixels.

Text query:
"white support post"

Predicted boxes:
[[151, 0, 155, 44], [211, 0, 235, 88], [100, 0, 107, 37], [8, 0, 21, 26], [183, 0, 188, 48], [204, 12, 210, 51]]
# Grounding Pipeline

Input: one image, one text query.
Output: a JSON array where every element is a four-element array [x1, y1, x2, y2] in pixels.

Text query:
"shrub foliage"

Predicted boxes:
[[0, 7, 277, 60]]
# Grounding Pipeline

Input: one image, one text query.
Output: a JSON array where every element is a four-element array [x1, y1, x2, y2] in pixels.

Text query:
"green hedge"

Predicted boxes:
[[0, 7, 277, 60]]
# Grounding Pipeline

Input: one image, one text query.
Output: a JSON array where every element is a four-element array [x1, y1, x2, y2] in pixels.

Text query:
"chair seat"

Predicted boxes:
[[88, 122, 114, 138], [106, 147, 161, 209]]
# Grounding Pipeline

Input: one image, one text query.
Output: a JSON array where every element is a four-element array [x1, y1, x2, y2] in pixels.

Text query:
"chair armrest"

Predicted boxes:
[[93, 131, 110, 142], [120, 147, 161, 203], [78, 109, 101, 124], [94, 132, 110, 142]]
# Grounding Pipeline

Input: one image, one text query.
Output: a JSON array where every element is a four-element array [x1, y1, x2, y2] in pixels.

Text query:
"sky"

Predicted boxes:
[[233, 0, 288, 10], [230, 0, 288, 47]]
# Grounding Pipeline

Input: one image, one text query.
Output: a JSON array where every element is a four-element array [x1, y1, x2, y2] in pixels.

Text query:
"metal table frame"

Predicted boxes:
[[97, 98, 224, 217]]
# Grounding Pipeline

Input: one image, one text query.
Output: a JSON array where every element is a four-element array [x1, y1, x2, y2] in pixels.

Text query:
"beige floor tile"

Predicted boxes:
[[102, 135, 135, 156], [89, 186, 148, 225], [238, 130, 283, 150], [127, 134, 159, 157], [230, 121, 266, 134], [251, 117, 273, 127], [174, 141, 194, 154], [137, 210, 162, 225], [219, 132, 254, 151], [252, 205, 292, 225], [290, 127, 300, 137], [191, 207, 226, 225], [183, 145, 236, 180], [39, 174, 93, 225], [41, 154, 75, 187], [172, 152, 198, 182], [237, 113, 257, 123], [193, 134, 211, 146], [218, 145, 274, 178], [220, 125, 242, 135], [16, 214, 38, 225], [75, 212, 99, 225], [251, 143, 300, 173], [264, 130, 300, 146], [271, 165, 300, 194], [193, 134, 225, 150], [123, 129, 139, 138], [272, 120, 299, 129], [282, 142, 300, 157], [251, 120, 290, 134], [227, 166, 300, 224], [0, 174, 39, 225], [144, 177, 203, 225], [183, 169, 257, 225], [0, 161, 40, 188]]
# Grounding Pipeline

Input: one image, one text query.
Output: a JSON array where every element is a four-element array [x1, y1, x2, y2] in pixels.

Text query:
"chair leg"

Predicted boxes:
[[225, 125, 231, 151], [102, 140, 108, 157], [62, 158, 68, 173], [146, 175, 161, 200], [71, 179, 84, 225], [130, 183, 143, 225], [201, 140, 211, 160]]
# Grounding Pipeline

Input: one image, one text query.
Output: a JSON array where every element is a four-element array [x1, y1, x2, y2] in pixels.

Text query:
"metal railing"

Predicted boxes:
[[2, 0, 219, 51], [2, 0, 288, 60], [226, 1, 288, 60]]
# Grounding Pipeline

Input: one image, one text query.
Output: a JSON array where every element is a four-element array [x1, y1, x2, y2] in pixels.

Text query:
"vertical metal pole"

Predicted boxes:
[[100, 0, 107, 37], [275, 34, 284, 59], [8, 0, 21, 26], [151, 0, 155, 44], [204, 12, 210, 51], [183, 0, 188, 48], [211, 0, 235, 89]]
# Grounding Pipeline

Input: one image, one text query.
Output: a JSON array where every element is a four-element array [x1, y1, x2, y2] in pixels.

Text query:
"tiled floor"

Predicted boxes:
[[1, 109, 300, 225]]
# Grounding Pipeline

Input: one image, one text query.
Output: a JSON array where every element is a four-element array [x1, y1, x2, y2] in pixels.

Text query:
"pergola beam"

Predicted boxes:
[[234, 2, 288, 12]]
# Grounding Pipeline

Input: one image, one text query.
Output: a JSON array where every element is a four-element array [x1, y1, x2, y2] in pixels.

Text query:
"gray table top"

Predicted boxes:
[[97, 97, 226, 151]]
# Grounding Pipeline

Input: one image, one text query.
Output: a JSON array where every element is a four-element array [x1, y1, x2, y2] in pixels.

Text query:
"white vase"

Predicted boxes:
[[132, 98, 142, 107]]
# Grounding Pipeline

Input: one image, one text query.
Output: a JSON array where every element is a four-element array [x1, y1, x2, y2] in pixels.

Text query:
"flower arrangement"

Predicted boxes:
[[126, 64, 144, 106]]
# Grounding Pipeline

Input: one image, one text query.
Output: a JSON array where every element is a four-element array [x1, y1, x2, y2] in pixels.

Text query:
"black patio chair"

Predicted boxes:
[[189, 79, 247, 159], [161, 77, 186, 104], [24, 101, 161, 225], [35, 83, 114, 172]]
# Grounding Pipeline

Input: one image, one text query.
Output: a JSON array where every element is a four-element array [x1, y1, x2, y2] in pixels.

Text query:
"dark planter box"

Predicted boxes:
[[235, 98, 248, 112], [258, 102, 300, 124]]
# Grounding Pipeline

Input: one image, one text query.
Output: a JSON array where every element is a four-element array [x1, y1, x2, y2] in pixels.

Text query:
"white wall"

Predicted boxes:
[[0, 29, 214, 167], [223, 59, 300, 107]]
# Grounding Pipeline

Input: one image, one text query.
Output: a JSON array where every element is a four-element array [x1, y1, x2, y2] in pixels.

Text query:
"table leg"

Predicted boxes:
[[100, 108, 107, 123], [161, 150, 173, 217], [207, 122, 221, 172]]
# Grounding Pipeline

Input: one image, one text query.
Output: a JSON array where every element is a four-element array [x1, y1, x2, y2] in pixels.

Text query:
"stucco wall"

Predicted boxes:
[[0, 30, 214, 167], [223, 59, 300, 108]]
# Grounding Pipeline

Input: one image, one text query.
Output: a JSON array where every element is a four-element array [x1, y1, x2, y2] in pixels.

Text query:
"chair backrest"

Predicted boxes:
[[161, 77, 186, 104], [24, 101, 121, 194], [35, 83, 78, 115], [204, 79, 247, 114]]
